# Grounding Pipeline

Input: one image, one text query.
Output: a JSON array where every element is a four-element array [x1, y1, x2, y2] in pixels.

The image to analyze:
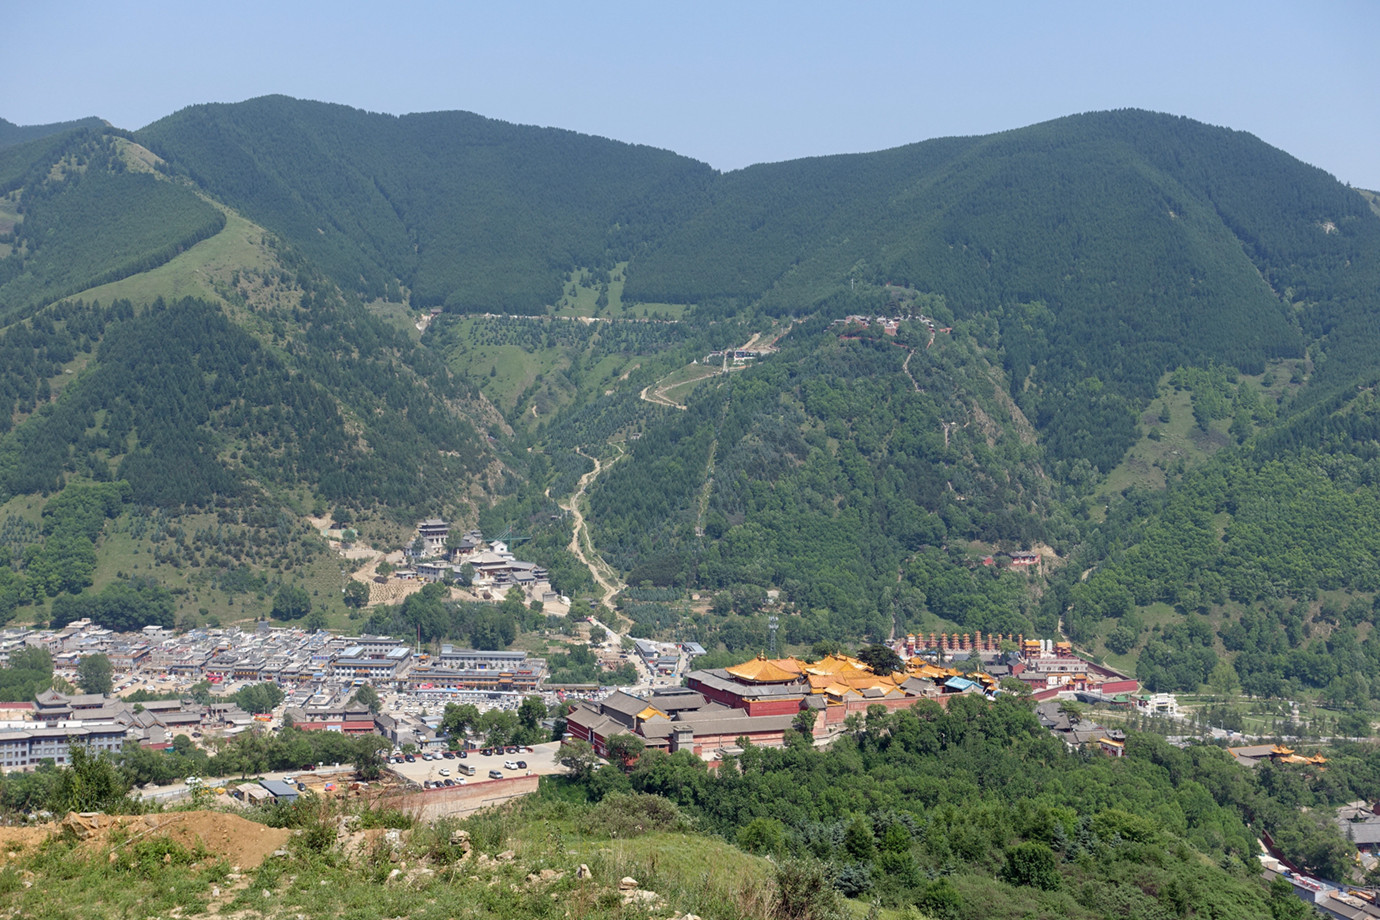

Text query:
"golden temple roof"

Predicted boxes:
[[725, 654, 806, 684], [804, 654, 872, 677]]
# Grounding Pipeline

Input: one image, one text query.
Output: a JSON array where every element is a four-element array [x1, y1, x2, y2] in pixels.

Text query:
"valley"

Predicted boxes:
[[1, 98, 1380, 918]]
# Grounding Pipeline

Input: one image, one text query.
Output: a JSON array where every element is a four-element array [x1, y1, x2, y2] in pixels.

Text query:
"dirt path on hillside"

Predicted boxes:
[[902, 349, 922, 392], [558, 448, 625, 607], [640, 381, 686, 409]]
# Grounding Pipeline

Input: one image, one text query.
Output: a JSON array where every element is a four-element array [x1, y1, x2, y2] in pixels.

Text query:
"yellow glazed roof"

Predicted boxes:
[[725, 655, 804, 684]]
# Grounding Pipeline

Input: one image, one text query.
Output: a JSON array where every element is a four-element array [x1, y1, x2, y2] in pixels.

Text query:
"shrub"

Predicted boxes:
[[579, 792, 691, 838], [772, 858, 845, 920]]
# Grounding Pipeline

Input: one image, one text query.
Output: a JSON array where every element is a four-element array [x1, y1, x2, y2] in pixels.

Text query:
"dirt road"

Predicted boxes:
[[559, 448, 624, 607]]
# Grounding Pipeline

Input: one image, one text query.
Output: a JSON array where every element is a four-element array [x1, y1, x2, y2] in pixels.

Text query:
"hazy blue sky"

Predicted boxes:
[[7, 2, 1378, 186]]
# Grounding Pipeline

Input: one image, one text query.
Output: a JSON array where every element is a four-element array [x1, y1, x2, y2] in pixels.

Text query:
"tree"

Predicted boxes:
[[737, 816, 786, 855], [305, 609, 328, 633], [517, 695, 547, 741], [53, 745, 130, 814], [557, 738, 600, 779], [441, 702, 480, 743], [1208, 659, 1240, 698], [353, 734, 391, 781], [792, 708, 817, 740], [187, 680, 214, 706], [1057, 700, 1084, 725], [343, 580, 369, 609], [76, 653, 113, 695], [605, 733, 645, 772], [856, 644, 902, 676], [350, 684, 382, 714], [1338, 711, 1372, 738], [271, 584, 311, 621], [772, 857, 846, 920], [809, 639, 844, 660], [231, 682, 285, 714], [1001, 842, 1062, 890], [477, 709, 521, 747], [501, 586, 527, 619]]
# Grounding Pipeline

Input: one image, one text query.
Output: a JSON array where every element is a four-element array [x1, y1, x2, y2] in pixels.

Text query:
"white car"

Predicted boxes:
[[503, 760, 519, 770], [438, 768, 450, 777]]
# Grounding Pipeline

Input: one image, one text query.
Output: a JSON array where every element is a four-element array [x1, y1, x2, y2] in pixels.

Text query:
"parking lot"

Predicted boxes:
[[386, 740, 566, 787]]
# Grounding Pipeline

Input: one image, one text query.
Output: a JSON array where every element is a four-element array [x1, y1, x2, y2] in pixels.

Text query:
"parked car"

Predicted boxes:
[[458, 750, 467, 759], [503, 760, 519, 770], [515, 760, 527, 769], [438, 768, 450, 777], [488, 769, 503, 779]]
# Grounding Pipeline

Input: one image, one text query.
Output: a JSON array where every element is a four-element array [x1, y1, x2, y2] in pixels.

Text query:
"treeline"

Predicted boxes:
[[0, 726, 386, 813], [558, 695, 1363, 919], [0, 132, 226, 322], [0, 482, 130, 625], [361, 582, 540, 650], [0, 292, 492, 516], [0, 646, 53, 701], [545, 644, 637, 686], [50, 577, 175, 632]]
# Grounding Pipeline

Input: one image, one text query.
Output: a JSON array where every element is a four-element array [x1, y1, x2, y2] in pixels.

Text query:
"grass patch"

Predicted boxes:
[[70, 207, 268, 308]]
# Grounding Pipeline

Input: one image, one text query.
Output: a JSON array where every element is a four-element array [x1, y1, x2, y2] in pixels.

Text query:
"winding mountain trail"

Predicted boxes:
[[639, 381, 687, 409], [902, 348, 922, 392], [559, 447, 626, 607]]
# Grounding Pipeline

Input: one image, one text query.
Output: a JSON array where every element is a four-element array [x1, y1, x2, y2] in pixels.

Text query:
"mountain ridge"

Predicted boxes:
[[0, 97, 1378, 680]]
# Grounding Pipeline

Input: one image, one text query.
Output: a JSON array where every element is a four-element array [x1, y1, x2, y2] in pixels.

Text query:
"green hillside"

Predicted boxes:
[[0, 114, 105, 150], [1, 97, 1379, 672], [136, 96, 715, 313], [0, 131, 226, 322], [0, 127, 506, 630]]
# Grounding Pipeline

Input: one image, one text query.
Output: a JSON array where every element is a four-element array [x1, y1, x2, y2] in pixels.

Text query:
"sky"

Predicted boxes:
[[6, 1, 1378, 187]]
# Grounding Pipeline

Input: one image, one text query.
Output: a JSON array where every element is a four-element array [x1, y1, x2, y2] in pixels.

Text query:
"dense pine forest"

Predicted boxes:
[[0, 96, 1378, 705]]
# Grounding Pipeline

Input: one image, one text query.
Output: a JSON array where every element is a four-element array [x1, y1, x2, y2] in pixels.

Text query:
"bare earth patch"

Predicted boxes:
[[0, 812, 291, 870]]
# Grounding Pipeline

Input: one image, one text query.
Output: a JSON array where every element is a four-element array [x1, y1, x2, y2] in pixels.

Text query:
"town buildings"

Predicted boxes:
[[566, 651, 999, 759]]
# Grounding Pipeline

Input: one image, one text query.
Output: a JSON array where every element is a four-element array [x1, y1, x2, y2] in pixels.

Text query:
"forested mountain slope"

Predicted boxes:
[[627, 110, 1380, 470], [134, 101, 1380, 477], [0, 130, 226, 322], [581, 313, 1069, 646], [2, 97, 1380, 664], [0, 127, 504, 629], [136, 96, 715, 313], [0, 115, 105, 150]]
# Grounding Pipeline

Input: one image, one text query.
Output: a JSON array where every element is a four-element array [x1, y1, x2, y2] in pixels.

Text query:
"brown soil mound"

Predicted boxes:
[[0, 825, 50, 863], [0, 811, 291, 870]]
